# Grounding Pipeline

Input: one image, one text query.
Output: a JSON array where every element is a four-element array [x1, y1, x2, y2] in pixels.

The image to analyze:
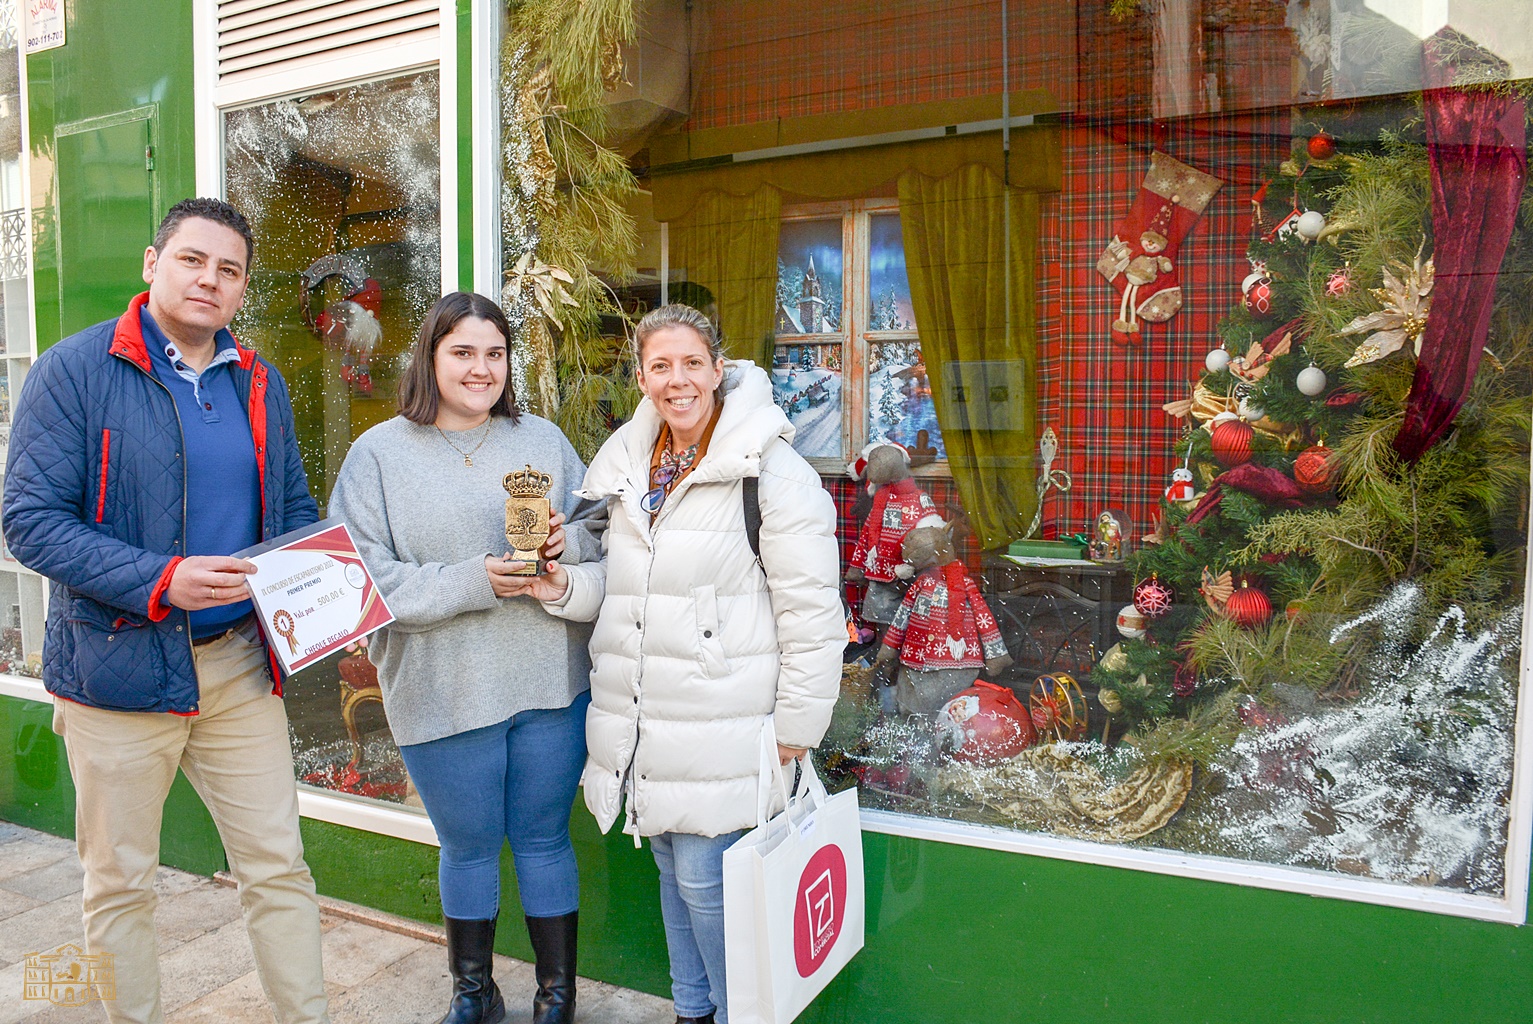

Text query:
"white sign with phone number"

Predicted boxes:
[[24, 0, 66, 54]]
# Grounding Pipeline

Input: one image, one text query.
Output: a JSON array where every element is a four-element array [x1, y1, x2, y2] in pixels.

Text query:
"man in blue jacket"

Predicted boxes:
[[2, 198, 329, 1024]]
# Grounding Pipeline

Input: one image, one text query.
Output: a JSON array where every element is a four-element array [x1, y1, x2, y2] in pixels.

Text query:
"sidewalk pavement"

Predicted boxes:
[[0, 821, 674, 1023]]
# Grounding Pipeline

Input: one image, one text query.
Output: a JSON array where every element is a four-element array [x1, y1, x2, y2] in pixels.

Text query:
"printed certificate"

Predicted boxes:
[[236, 519, 394, 674]]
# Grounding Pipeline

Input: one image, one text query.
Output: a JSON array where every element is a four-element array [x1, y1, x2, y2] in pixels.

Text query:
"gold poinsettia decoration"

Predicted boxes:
[[506, 252, 579, 330], [1339, 252, 1434, 367]]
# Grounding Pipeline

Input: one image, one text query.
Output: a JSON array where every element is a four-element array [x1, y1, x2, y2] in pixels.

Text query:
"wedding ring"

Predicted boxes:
[[209, 586, 216, 599]]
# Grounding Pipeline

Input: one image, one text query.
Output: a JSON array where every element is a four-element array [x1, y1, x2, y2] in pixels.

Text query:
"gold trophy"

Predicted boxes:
[[503, 465, 553, 575]]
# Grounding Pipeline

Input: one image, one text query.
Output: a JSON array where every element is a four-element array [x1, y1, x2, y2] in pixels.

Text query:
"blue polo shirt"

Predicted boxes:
[[141, 309, 262, 639]]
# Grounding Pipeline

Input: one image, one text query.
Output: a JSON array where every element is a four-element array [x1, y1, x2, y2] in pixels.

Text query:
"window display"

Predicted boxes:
[[819, 83, 1528, 897], [594, 2, 1532, 906], [770, 205, 951, 466], [225, 69, 442, 805], [5, 0, 1516, 928], [0, 7, 41, 677], [867, 211, 942, 458]]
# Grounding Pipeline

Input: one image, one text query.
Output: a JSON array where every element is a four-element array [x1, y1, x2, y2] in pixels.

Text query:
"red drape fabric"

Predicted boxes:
[[1392, 46, 1528, 462]]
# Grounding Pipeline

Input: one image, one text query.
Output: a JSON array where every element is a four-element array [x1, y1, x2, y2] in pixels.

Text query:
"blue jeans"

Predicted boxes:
[[651, 829, 747, 1023], [399, 691, 590, 920]]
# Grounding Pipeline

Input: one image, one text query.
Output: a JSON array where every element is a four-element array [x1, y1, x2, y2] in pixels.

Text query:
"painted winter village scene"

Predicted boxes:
[[774, 215, 945, 461], [818, 81, 1533, 898]]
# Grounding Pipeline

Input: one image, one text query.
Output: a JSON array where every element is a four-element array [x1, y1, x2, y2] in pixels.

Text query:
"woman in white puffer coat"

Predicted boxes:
[[513, 304, 844, 1024]]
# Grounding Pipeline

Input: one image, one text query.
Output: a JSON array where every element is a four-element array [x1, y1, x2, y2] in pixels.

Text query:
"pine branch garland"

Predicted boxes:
[[501, 0, 641, 461]]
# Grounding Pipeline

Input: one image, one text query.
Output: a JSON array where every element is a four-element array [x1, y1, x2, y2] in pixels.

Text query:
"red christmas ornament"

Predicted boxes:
[[1210, 417, 1255, 468], [1223, 580, 1273, 628], [1293, 443, 1338, 494], [1133, 575, 1176, 619], [1307, 132, 1338, 161], [938, 680, 1036, 764], [1244, 279, 1276, 319]]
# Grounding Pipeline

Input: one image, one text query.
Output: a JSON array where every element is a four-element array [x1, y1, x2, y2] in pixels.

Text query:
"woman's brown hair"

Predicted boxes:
[[397, 291, 521, 426]]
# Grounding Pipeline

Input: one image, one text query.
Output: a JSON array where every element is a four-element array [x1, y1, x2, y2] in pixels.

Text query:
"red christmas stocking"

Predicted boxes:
[[1097, 151, 1222, 346]]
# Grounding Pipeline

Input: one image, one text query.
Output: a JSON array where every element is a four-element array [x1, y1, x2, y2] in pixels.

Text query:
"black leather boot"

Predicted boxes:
[[526, 911, 578, 1024], [674, 1014, 716, 1024], [437, 917, 506, 1024]]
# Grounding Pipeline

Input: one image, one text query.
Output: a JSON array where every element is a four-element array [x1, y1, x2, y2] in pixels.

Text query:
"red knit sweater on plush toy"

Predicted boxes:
[[881, 562, 1008, 670], [848, 478, 937, 583]]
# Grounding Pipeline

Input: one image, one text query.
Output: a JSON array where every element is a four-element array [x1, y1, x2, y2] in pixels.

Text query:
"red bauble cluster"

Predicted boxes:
[[1293, 443, 1337, 494], [1133, 575, 1176, 619], [1244, 280, 1276, 319], [1224, 580, 1273, 628], [1210, 417, 1254, 468], [1307, 132, 1338, 160]]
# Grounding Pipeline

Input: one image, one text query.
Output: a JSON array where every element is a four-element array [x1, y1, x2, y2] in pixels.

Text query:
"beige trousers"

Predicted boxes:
[[53, 629, 329, 1024]]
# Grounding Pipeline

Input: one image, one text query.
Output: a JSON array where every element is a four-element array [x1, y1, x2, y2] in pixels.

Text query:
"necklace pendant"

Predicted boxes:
[[464, 456, 474, 467]]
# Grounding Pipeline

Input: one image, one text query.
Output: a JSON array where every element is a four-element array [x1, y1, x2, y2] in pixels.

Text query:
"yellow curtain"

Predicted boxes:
[[898, 164, 1039, 549], [665, 185, 782, 365]]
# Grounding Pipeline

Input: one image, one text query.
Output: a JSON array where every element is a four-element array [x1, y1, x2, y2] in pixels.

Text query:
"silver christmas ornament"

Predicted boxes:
[[1296, 210, 1326, 241], [1296, 362, 1328, 397]]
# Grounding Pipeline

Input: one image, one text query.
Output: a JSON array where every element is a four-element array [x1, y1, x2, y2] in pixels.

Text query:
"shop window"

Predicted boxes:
[[470, 0, 1533, 918], [772, 202, 944, 466], [494, 0, 1533, 917], [224, 69, 442, 807]]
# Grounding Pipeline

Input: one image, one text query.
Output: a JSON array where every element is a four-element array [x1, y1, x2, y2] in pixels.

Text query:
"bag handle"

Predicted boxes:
[[757, 718, 831, 830], [756, 717, 791, 829]]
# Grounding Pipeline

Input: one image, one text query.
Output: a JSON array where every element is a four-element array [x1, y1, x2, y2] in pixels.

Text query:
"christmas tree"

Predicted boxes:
[[1092, 90, 1533, 770]]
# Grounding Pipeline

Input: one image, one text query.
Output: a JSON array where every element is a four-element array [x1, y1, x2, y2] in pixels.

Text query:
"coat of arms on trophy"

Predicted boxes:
[[503, 464, 552, 575]]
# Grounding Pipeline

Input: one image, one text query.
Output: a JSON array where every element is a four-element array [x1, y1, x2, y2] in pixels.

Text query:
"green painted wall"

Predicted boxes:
[[27, 0, 197, 350], [5, 690, 1531, 1022], [457, 0, 476, 292]]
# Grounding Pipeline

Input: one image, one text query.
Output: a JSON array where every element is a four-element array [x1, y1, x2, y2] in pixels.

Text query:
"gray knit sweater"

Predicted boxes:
[[328, 413, 605, 746]]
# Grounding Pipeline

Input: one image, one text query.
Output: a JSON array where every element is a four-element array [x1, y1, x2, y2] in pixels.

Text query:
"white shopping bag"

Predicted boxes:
[[723, 720, 865, 1024]]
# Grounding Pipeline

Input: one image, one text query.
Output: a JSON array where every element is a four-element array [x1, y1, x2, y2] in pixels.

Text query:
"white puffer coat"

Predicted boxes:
[[548, 361, 844, 838]]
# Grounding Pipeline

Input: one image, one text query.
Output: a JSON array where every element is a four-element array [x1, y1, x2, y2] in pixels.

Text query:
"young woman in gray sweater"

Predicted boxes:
[[329, 292, 604, 1024]]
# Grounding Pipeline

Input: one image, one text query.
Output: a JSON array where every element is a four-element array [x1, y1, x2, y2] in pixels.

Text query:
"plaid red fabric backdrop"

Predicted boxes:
[[686, 0, 1078, 131], [1047, 114, 1289, 538], [676, 3, 1292, 564]]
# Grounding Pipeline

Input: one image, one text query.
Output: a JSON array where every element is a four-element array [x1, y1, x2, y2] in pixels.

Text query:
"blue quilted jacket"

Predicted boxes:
[[1, 293, 318, 713]]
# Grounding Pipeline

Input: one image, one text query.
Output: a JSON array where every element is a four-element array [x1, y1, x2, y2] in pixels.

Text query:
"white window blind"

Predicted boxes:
[[216, 0, 440, 107]]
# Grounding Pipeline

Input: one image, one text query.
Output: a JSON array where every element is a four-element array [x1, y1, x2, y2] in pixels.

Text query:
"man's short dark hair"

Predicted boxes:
[[152, 198, 255, 270]]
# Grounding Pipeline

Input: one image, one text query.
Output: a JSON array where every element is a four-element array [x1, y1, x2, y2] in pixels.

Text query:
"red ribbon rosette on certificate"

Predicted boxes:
[[237, 519, 395, 675]]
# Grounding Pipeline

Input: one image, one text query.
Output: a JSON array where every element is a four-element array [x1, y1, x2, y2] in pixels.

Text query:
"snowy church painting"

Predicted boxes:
[[772, 212, 946, 461], [774, 219, 844, 458]]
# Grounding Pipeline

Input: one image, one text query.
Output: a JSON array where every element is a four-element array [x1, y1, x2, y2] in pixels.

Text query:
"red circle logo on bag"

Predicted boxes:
[[793, 843, 847, 977]]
